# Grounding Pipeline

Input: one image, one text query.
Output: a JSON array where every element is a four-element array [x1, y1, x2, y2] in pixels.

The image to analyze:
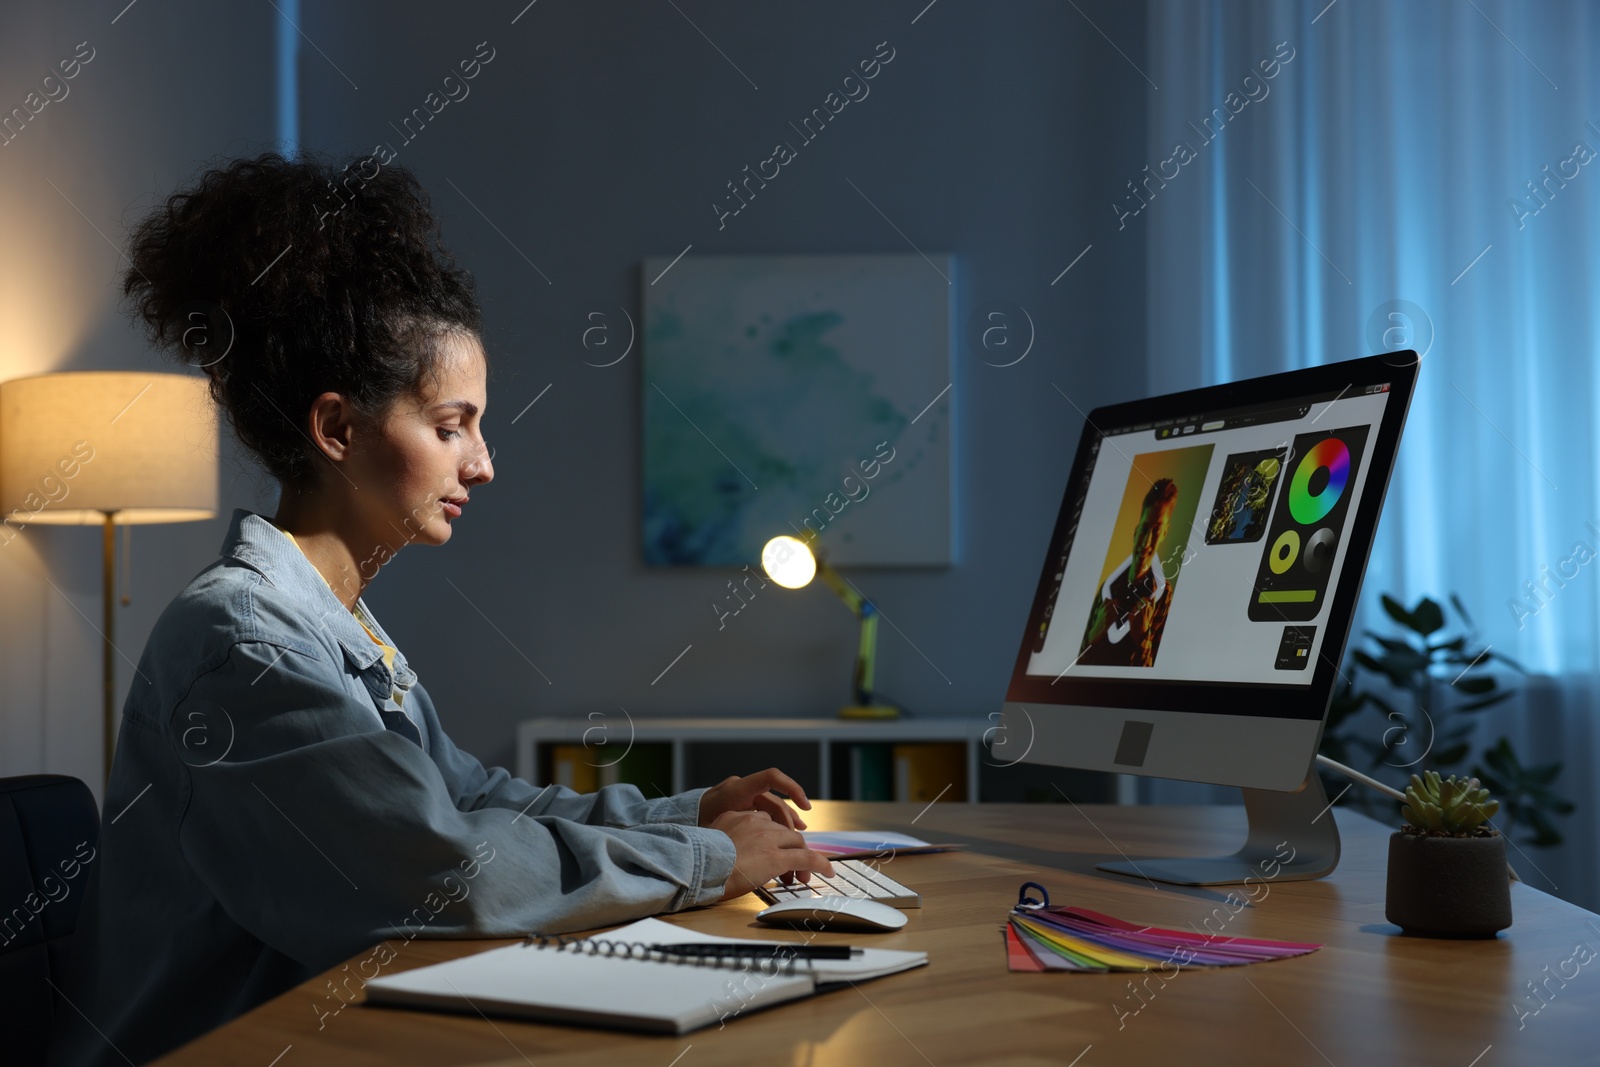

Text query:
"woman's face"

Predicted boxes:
[[353, 330, 494, 549]]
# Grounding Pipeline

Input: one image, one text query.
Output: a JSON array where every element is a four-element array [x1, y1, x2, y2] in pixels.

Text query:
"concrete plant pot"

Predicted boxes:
[[1385, 830, 1513, 937]]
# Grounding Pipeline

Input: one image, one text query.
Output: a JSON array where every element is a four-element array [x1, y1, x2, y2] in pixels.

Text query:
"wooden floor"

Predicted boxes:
[[154, 801, 1600, 1066]]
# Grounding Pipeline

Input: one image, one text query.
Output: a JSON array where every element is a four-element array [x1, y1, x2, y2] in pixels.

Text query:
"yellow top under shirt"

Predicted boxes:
[[277, 526, 404, 708]]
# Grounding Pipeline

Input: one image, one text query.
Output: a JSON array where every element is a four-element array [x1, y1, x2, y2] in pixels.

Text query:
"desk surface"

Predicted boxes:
[[156, 802, 1600, 1066]]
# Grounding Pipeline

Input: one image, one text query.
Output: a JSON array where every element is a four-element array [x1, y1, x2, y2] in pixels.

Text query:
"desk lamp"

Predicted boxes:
[[0, 371, 218, 784], [761, 534, 899, 720]]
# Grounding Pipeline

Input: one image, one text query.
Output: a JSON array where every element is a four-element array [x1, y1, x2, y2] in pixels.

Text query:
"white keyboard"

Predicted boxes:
[[756, 858, 922, 909]]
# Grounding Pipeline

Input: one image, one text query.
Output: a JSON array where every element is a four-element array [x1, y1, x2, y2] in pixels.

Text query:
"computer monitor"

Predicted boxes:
[[992, 351, 1419, 885]]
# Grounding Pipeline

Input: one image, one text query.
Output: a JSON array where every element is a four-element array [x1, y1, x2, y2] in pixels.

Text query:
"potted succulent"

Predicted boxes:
[[1385, 770, 1512, 937]]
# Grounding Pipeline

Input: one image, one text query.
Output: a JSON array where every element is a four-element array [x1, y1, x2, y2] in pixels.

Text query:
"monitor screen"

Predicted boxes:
[[1004, 353, 1418, 729]]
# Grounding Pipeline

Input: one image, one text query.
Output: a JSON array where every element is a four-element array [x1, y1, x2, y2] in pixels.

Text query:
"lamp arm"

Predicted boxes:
[[813, 557, 865, 614], [814, 555, 879, 707], [855, 606, 879, 706]]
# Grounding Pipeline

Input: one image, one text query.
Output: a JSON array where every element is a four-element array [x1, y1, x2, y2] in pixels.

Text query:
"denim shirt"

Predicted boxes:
[[53, 509, 735, 1066]]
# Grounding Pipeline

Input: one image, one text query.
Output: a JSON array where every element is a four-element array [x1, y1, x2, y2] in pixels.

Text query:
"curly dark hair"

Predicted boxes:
[[121, 150, 485, 488]]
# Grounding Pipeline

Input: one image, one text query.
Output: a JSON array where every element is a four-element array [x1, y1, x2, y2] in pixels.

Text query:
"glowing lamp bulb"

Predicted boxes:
[[761, 535, 816, 589]]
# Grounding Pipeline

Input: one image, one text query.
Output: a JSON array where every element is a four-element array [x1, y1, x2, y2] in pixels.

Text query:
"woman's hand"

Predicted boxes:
[[698, 768, 813, 830], [711, 810, 835, 901]]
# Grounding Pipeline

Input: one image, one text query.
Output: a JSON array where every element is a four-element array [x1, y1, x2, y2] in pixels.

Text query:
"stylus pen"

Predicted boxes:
[[651, 943, 861, 959]]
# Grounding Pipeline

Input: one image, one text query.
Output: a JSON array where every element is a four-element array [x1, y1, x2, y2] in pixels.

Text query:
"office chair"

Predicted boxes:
[[0, 775, 101, 1067]]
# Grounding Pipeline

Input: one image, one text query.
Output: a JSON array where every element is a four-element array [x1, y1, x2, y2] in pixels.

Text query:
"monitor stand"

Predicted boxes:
[[1096, 770, 1341, 886]]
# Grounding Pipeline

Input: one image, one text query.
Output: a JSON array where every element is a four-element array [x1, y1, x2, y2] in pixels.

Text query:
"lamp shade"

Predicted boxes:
[[0, 371, 217, 525]]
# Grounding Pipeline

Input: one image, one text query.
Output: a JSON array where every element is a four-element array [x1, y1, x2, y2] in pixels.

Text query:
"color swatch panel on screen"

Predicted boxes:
[[1247, 425, 1369, 623]]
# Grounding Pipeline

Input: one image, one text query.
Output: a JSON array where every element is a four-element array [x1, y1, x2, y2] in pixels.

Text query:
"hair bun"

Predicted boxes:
[[122, 151, 483, 487]]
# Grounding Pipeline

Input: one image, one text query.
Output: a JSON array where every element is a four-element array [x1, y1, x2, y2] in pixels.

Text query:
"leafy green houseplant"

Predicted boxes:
[[1473, 737, 1574, 849], [1319, 593, 1572, 848], [1386, 771, 1513, 937]]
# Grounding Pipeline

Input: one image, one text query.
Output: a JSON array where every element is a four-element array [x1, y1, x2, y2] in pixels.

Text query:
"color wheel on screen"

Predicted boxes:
[[1288, 438, 1350, 524], [1247, 425, 1369, 624]]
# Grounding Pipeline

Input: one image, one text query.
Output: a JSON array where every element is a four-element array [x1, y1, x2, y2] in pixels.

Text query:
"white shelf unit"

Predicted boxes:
[[515, 717, 989, 803]]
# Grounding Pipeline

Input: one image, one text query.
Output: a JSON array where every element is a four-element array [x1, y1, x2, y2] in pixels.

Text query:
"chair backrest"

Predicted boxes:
[[0, 775, 100, 1067]]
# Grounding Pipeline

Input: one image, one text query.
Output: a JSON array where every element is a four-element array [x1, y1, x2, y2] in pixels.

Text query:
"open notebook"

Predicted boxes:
[[362, 916, 927, 1034]]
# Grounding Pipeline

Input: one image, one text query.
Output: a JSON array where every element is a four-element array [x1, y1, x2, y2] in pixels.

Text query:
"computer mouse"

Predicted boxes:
[[755, 895, 909, 933]]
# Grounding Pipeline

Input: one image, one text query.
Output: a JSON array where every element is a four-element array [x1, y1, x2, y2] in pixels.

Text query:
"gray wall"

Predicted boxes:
[[0, 0, 281, 803], [0, 1, 1147, 800], [298, 1, 1149, 772]]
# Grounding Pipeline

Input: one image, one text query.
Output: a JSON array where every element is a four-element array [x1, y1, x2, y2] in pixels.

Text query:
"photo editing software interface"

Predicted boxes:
[[1026, 382, 1393, 688]]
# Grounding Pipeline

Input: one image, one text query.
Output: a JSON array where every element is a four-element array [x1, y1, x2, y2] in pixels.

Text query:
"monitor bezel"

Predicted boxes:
[[1004, 350, 1419, 723]]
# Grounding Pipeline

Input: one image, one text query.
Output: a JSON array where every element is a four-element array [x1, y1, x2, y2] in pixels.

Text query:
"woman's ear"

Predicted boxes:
[[306, 392, 358, 463]]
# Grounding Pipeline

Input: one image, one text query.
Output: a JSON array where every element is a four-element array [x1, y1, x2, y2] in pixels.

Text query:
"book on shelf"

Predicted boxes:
[[848, 742, 894, 801], [548, 743, 672, 794], [602, 742, 671, 790], [549, 745, 598, 793], [891, 742, 966, 803]]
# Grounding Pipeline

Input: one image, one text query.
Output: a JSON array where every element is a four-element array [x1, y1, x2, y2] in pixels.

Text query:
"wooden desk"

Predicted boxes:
[[155, 802, 1600, 1065]]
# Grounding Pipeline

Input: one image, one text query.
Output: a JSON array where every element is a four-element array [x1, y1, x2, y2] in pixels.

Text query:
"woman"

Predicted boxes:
[[54, 152, 832, 1065]]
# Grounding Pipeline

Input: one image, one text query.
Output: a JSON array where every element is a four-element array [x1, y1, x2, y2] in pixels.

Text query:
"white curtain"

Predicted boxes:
[[1141, 0, 1600, 910]]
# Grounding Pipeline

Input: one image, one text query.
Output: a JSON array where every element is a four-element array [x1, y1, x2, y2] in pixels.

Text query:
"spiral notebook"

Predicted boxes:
[[363, 916, 926, 1034]]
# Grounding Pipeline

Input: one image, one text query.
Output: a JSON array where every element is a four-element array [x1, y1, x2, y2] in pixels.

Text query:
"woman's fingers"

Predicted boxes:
[[754, 792, 807, 830], [717, 815, 836, 899], [782, 847, 835, 880], [750, 768, 812, 809], [763, 820, 806, 848]]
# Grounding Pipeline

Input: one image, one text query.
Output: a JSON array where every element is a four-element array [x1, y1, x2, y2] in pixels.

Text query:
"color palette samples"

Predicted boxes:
[[1004, 902, 1321, 972]]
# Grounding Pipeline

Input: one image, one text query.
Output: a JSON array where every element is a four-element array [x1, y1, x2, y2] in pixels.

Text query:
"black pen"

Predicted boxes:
[[650, 942, 861, 960]]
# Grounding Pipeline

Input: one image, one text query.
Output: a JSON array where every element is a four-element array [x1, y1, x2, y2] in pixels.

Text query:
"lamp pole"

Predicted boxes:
[[102, 510, 116, 785], [0, 373, 218, 790]]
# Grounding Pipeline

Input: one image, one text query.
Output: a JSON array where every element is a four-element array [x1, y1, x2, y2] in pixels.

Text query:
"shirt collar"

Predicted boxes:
[[219, 507, 415, 684]]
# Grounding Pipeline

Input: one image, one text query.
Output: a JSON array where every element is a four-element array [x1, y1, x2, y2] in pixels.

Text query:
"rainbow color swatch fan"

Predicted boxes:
[[1004, 883, 1321, 973]]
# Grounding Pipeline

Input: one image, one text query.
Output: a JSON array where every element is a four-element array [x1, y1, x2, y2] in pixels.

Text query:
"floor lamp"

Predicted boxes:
[[0, 372, 218, 785]]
